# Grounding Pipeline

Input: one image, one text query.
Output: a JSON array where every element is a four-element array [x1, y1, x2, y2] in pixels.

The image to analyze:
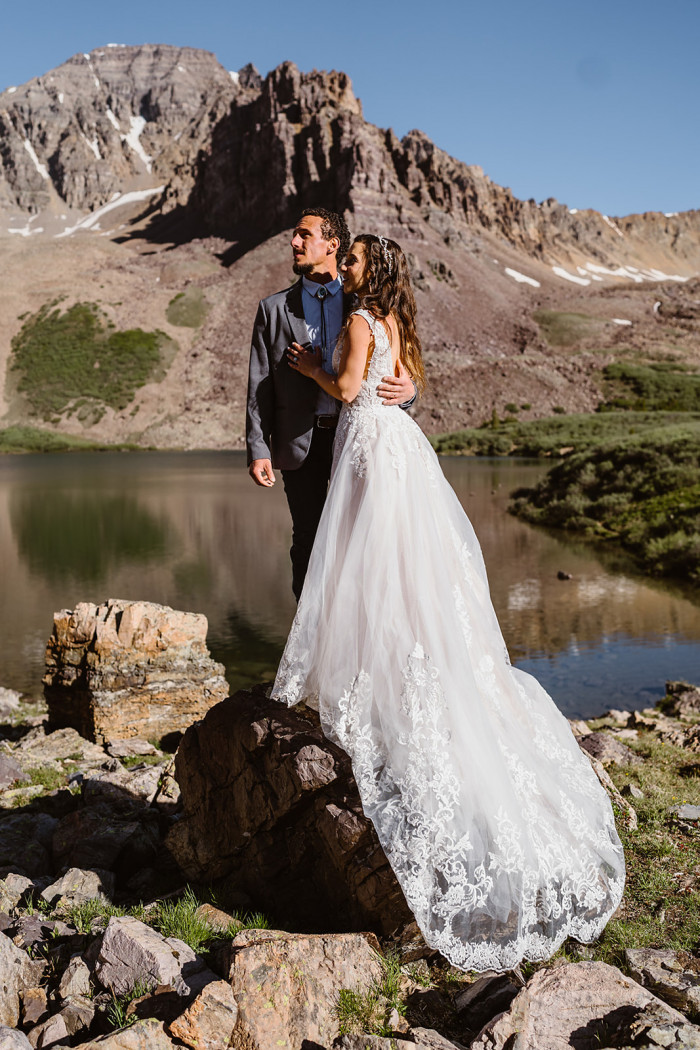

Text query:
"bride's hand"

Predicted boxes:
[[288, 343, 322, 378]]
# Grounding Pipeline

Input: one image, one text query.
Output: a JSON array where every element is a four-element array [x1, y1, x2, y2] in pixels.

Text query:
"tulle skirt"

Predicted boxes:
[[272, 403, 625, 971]]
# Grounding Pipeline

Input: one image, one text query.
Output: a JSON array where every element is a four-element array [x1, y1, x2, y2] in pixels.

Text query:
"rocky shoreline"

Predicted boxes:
[[2, 602, 700, 1048]]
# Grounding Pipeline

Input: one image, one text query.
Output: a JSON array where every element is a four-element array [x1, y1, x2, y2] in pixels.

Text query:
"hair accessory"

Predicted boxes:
[[378, 236, 393, 275]]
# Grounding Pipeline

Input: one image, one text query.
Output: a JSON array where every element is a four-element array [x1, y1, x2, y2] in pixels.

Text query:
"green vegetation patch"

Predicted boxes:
[[534, 309, 607, 346], [510, 423, 700, 582], [10, 300, 175, 420], [602, 361, 700, 412], [0, 426, 142, 454], [166, 288, 208, 328], [430, 411, 700, 458]]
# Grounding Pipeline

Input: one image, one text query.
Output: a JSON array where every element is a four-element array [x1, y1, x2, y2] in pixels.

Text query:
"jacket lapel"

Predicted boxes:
[[284, 280, 310, 346]]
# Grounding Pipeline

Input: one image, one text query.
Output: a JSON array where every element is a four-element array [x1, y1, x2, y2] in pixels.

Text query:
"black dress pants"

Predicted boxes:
[[281, 425, 336, 601]]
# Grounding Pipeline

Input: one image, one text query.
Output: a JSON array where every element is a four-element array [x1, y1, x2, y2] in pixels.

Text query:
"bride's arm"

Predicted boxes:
[[287, 315, 371, 404]]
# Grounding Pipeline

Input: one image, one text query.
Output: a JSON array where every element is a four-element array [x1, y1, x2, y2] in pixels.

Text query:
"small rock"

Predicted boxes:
[[556, 571, 572, 580], [107, 740, 161, 759], [15, 727, 106, 768], [0, 813, 58, 877], [454, 973, 519, 1033], [64, 1017, 175, 1050], [126, 986, 185, 1025], [168, 980, 238, 1050], [28, 1014, 68, 1049], [671, 805, 700, 822], [0, 932, 45, 1026], [614, 728, 640, 741], [626, 948, 700, 1019], [58, 955, 92, 999], [622, 783, 645, 799], [412, 1031, 468, 1049], [56, 996, 95, 1037], [0, 1026, 32, 1050], [82, 765, 163, 806], [95, 916, 210, 997], [0, 755, 29, 791], [334, 1038, 415, 1049], [568, 719, 590, 737], [193, 904, 237, 934], [20, 988, 48, 1027], [603, 709, 631, 726], [42, 867, 115, 907], [578, 731, 643, 766], [0, 690, 21, 717], [665, 681, 700, 719]]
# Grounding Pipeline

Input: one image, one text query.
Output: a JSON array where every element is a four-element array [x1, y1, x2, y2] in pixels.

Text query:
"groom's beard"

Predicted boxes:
[[292, 261, 315, 275]]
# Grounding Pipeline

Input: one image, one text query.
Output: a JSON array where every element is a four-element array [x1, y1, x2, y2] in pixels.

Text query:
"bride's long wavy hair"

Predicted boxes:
[[351, 234, 426, 393]]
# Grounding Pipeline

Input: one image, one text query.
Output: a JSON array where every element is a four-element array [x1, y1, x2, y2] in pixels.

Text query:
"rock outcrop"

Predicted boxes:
[[43, 599, 228, 743], [167, 686, 413, 936]]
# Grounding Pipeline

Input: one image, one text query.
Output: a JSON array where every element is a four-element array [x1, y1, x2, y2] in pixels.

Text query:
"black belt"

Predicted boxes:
[[315, 415, 339, 430]]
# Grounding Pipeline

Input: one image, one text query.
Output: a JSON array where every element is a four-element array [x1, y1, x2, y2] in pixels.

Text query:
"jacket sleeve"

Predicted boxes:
[[246, 300, 274, 464]]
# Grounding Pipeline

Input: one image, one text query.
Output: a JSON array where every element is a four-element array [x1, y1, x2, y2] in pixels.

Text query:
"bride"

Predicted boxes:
[[273, 232, 625, 972]]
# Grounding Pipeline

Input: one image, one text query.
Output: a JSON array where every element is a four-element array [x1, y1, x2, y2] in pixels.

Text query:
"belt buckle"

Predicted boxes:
[[316, 414, 337, 430]]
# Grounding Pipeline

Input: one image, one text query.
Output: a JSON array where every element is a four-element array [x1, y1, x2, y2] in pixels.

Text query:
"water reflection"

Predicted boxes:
[[10, 491, 170, 583], [1, 451, 700, 718]]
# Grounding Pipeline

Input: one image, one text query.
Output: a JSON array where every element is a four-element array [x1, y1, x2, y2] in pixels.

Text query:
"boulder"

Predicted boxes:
[[13, 726, 107, 768], [0, 932, 45, 1027], [94, 916, 213, 998], [665, 681, 700, 719], [107, 740, 161, 759], [228, 928, 384, 1050], [167, 687, 412, 935], [578, 731, 643, 766], [168, 980, 238, 1050], [44, 600, 228, 743], [470, 961, 697, 1049], [626, 948, 700, 1019], [82, 765, 164, 806], [41, 867, 115, 907], [0, 1028, 32, 1050]]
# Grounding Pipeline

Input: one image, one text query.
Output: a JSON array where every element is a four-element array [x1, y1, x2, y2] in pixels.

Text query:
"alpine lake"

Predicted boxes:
[[2, 450, 700, 719]]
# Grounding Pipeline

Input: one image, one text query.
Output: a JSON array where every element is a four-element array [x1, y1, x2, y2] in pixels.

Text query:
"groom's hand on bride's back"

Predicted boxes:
[[376, 362, 417, 407], [249, 459, 276, 487]]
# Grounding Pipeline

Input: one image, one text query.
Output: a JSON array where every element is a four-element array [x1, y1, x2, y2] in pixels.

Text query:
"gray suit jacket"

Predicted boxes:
[[246, 280, 355, 470]]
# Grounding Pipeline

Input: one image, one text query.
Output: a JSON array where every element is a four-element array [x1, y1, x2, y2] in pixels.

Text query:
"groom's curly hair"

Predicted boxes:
[[300, 207, 351, 263]]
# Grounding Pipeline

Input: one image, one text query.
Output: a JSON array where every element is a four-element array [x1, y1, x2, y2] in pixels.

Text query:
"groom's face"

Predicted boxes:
[[291, 215, 338, 276]]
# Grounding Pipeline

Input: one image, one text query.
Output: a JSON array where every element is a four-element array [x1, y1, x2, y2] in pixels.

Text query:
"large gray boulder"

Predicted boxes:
[[167, 687, 412, 936]]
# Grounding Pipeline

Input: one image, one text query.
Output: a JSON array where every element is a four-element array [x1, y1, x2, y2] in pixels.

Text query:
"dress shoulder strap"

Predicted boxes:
[[351, 308, 377, 333]]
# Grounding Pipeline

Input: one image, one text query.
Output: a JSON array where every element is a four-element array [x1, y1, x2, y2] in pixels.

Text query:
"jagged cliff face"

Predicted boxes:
[[0, 45, 698, 448]]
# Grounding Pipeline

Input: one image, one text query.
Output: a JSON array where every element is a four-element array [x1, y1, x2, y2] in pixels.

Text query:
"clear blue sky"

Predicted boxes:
[[2, 0, 698, 217]]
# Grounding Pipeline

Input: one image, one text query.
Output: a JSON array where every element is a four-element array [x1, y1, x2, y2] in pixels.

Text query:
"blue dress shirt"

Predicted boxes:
[[301, 275, 344, 416]]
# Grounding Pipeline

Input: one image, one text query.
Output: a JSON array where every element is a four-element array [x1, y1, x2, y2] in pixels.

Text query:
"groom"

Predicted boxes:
[[247, 207, 416, 599]]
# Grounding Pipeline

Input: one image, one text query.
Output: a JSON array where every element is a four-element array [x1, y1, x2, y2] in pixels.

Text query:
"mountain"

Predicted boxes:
[[0, 44, 699, 448]]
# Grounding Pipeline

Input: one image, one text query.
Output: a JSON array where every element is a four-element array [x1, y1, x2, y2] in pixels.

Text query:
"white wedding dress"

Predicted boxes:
[[272, 309, 625, 972]]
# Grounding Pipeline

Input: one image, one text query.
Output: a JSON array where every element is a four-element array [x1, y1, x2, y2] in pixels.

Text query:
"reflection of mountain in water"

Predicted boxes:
[[10, 490, 170, 583]]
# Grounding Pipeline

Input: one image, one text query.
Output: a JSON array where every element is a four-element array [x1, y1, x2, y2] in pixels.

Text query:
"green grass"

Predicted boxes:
[[0, 426, 144, 454], [10, 300, 175, 420], [166, 288, 208, 328], [336, 951, 407, 1038], [430, 411, 700, 458], [106, 980, 155, 1029], [27, 765, 69, 792], [601, 361, 700, 412], [534, 309, 608, 346], [510, 422, 700, 583], [66, 898, 132, 933]]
